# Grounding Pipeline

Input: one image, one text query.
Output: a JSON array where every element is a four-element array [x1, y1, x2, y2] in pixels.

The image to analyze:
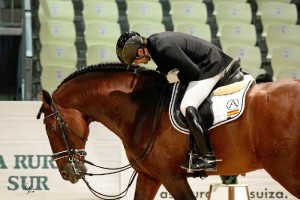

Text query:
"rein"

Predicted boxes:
[[81, 83, 168, 199], [42, 82, 168, 200], [131, 84, 168, 166]]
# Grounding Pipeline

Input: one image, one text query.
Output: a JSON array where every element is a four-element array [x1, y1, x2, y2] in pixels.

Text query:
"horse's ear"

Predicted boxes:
[[41, 90, 52, 107], [36, 105, 44, 119], [37, 90, 52, 120]]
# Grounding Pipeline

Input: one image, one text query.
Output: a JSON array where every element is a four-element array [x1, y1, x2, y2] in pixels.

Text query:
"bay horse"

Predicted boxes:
[[37, 63, 300, 199]]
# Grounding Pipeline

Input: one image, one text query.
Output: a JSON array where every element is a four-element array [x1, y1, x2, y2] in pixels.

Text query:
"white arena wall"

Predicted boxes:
[[0, 102, 297, 200]]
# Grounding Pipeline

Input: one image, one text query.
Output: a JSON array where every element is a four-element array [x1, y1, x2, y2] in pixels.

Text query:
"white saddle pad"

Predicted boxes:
[[169, 75, 255, 134]]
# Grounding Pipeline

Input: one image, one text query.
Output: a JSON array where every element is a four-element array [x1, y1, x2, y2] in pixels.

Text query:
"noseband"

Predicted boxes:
[[44, 99, 86, 175]]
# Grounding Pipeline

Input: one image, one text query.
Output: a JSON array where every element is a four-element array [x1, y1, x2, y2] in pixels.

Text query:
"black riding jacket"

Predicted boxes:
[[146, 32, 233, 82]]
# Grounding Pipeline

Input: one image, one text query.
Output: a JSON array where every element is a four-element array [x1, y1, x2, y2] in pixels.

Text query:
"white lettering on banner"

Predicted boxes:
[[0, 102, 298, 200]]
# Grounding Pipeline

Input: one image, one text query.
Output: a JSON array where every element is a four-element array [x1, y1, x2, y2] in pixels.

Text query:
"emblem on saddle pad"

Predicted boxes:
[[226, 99, 240, 117], [169, 75, 255, 134]]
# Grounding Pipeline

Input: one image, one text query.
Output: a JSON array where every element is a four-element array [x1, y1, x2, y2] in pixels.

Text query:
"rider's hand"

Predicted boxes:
[[167, 69, 179, 83]]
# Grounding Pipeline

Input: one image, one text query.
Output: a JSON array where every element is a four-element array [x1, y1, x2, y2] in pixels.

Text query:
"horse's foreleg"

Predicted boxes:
[[162, 175, 196, 200], [134, 173, 161, 200]]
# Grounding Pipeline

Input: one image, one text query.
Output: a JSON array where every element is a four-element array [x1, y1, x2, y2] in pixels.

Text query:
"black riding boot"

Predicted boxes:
[[181, 106, 217, 172]]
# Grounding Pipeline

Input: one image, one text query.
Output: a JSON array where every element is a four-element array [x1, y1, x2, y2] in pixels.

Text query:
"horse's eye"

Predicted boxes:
[[46, 126, 56, 133], [49, 127, 56, 133]]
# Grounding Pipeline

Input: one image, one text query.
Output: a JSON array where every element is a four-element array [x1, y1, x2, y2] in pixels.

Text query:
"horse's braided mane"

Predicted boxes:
[[57, 62, 165, 89]]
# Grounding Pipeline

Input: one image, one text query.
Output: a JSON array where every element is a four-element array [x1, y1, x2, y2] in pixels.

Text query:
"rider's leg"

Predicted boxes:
[[182, 106, 216, 171], [180, 71, 224, 171]]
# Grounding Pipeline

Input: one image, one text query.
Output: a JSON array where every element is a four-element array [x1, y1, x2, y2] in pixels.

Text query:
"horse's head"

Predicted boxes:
[[36, 63, 169, 183], [37, 90, 89, 183]]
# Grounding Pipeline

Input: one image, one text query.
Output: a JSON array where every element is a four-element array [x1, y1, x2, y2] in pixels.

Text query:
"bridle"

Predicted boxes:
[[40, 99, 137, 199], [39, 81, 168, 199], [43, 99, 86, 176]]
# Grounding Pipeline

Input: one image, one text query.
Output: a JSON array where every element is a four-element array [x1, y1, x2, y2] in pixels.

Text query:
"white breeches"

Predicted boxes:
[[180, 71, 225, 117]]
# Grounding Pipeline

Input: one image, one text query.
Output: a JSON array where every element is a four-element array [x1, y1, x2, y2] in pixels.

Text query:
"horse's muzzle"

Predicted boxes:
[[60, 162, 87, 184]]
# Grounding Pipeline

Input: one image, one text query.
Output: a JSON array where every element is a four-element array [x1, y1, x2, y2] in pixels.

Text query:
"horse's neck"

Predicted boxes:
[[56, 71, 168, 151]]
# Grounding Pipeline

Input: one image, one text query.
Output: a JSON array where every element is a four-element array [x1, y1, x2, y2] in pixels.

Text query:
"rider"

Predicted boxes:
[[116, 31, 234, 172]]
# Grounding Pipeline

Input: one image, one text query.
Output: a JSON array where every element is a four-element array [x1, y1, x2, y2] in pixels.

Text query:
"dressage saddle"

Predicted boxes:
[[215, 57, 244, 88], [171, 57, 244, 130]]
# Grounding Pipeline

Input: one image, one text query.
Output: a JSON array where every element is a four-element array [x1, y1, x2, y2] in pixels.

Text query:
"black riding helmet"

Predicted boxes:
[[116, 31, 145, 69]]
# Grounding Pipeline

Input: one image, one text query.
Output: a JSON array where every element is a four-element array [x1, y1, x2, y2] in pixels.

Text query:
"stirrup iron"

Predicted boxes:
[[187, 151, 194, 173]]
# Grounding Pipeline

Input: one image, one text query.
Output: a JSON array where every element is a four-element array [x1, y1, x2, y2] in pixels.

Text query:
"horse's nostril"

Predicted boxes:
[[61, 170, 69, 180]]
